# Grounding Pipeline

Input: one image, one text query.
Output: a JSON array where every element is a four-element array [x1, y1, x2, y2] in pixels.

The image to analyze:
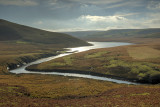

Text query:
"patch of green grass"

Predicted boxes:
[[113, 95, 122, 98], [16, 41, 28, 44], [85, 51, 108, 58], [63, 56, 74, 65], [102, 57, 160, 80], [49, 62, 66, 67], [7, 86, 19, 92], [131, 93, 150, 96]]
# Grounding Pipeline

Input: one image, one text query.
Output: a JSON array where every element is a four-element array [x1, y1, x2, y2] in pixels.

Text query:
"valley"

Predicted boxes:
[[0, 20, 160, 106]]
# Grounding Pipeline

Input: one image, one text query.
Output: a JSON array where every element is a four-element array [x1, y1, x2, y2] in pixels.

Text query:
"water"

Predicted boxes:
[[10, 42, 138, 85]]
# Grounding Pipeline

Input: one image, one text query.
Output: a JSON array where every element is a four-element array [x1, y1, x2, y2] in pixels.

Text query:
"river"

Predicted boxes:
[[10, 42, 139, 85]]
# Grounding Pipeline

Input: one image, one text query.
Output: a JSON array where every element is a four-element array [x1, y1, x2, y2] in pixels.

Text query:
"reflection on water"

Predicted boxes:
[[66, 42, 131, 53], [10, 42, 138, 85]]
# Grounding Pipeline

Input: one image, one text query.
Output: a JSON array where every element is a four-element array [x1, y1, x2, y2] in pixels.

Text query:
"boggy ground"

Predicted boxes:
[[27, 39, 160, 84], [0, 74, 160, 107]]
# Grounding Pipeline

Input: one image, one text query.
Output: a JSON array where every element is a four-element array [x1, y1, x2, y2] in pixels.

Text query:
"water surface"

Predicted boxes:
[[10, 42, 138, 85]]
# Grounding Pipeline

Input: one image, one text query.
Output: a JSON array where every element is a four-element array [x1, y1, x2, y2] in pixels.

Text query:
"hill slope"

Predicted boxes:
[[63, 31, 100, 38], [0, 19, 90, 47], [67, 29, 160, 41]]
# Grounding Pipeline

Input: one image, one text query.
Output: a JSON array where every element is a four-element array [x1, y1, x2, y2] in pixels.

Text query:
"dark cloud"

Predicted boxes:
[[0, 0, 38, 6], [0, 0, 160, 31]]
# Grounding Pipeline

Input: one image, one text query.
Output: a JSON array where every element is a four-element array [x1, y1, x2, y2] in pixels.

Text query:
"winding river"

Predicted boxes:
[[10, 42, 139, 85]]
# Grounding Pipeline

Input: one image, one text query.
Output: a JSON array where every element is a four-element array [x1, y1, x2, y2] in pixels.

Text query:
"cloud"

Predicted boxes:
[[105, 1, 143, 9], [1, 0, 159, 32], [36, 21, 43, 25], [49, 0, 124, 10], [147, 0, 160, 10], [47, 0, 58, 5], [31, 13, 160, 32], [68, 0, 124, 5], [115, 13, 140, 17], [74, 14, 160, 31], [143, 13, 160, 28], [0, 0, 38, 6], [79, 15, 127, 22]]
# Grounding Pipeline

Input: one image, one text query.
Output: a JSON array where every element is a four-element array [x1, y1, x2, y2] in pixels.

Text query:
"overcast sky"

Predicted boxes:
[[0, 0, 160, 32]]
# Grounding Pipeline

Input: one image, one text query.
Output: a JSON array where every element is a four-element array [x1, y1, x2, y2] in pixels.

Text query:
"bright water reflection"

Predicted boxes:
[[66, 42, 132, 52], [10, 42, 138, 85]]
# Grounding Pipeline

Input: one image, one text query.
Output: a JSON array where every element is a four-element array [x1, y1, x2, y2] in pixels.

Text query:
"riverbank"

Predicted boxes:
[[26, 41, 160, 84], [0, 41, 64, 74], [25, 67, 140, 84]]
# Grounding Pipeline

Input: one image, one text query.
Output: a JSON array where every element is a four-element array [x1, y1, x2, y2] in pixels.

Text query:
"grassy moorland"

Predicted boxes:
[[0, 74, 160, 106], [27, 38, 160, 84]]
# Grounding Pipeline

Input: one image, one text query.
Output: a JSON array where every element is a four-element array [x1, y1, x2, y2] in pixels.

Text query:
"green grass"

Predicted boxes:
[[85, 51, 108, 58], [131, 93, 150, 96], [49, 62, 67, 67], [16, 40, 29, 44], [63, 56, 74, 65]]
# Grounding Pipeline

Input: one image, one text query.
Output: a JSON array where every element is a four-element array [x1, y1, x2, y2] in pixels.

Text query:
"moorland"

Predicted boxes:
[[0, 19, 160, 106]]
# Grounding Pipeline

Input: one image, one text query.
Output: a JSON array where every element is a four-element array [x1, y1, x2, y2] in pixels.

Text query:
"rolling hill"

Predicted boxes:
[[65, 29, 160, 41], [0, 19, 90, 47], [63, 31, 100, 38], [87, 29, 160, 38]]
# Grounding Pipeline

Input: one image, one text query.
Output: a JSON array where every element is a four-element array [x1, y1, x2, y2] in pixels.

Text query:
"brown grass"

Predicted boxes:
[[0, 74, 123, 99], [0, 74, 160, 107], [128, 45, 160, 60]]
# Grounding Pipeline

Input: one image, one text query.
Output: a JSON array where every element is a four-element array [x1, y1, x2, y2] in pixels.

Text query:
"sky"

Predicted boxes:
[[0, 0, 160, 32]]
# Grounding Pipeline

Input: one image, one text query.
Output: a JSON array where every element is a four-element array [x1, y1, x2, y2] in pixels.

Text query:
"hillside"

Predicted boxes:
[[89, 29, 160, 38], [63, 31, 100, 38], [68, 29, 160, 41], [0, 19, 90, 47]]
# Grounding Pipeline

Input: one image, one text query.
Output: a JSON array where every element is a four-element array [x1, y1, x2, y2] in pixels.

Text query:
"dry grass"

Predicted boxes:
[[128, 45, 160, 60], [0, 74, 160, 106], [0, 74, 122, 99]]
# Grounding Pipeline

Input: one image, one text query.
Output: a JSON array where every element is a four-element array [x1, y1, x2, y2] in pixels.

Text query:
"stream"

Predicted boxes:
[[10, 42, 139, 85]]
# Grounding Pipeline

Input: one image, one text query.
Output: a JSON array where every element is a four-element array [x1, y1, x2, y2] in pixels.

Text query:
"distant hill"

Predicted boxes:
[[63, 31, 100, 38], [76, 29, 160, 40], [0, 19, 90, 47]]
